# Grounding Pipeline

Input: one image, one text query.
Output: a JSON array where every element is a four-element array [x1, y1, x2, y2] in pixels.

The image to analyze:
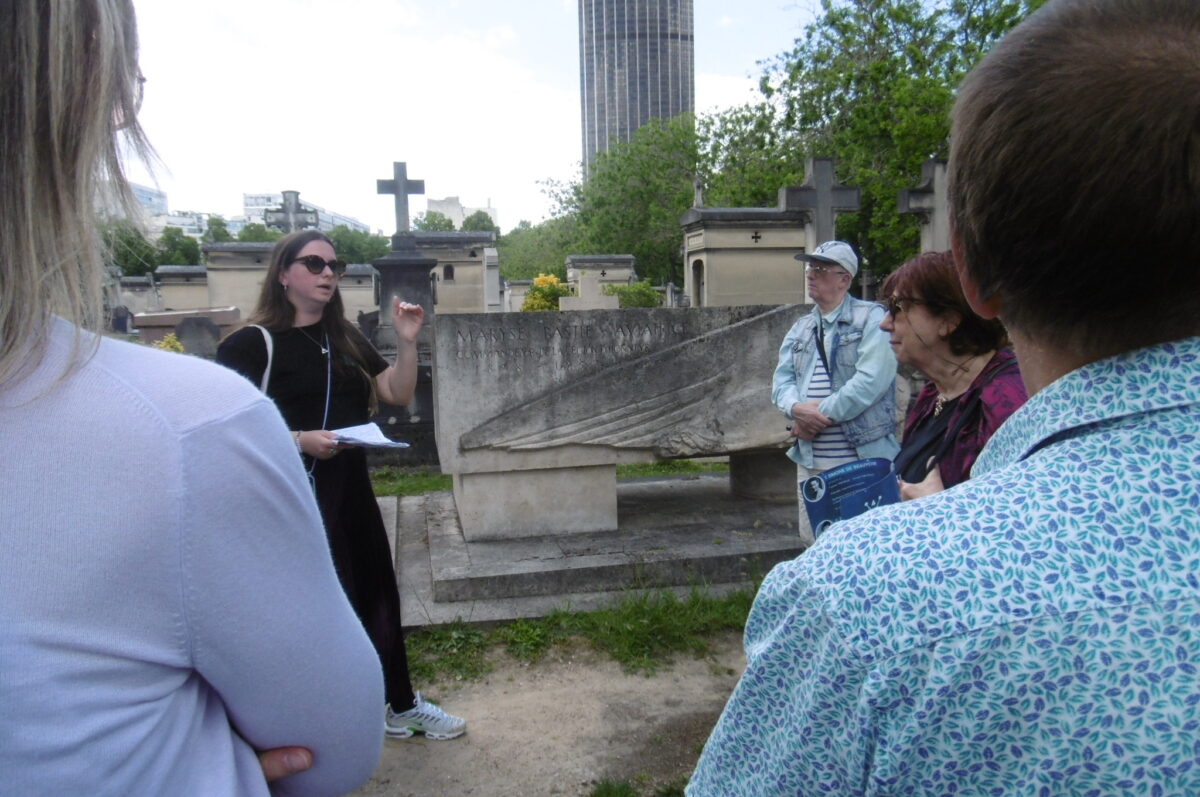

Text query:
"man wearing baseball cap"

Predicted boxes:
[[770, 240, 898, 543]]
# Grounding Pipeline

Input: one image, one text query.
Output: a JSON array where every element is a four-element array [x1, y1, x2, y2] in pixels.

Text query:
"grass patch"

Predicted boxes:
[[404, 619, 491, 683], [405, 585, 755, 684], [589, 778, 687, 797], [370, 459, 728, 497], [369, 466, 451, 497], [556, 586, 754, 674]]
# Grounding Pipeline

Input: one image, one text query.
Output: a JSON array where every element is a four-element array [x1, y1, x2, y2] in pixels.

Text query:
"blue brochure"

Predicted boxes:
[[801, 457, 901, 539]]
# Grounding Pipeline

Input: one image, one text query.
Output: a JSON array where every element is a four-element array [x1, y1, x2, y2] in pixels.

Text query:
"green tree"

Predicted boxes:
[[754, 0, 1047, 273], [155, 226, 201, 265], [602, 281, 663, 308], [697, 102, 807, 209], [327, 225, 390, 263], [566, 114, 699, 285], [460, 210, 500, 234], [411, 210, 455, 232], [497, 217, 576, 281], [204, 215, 234, 243], [104, 221, 159, 276], [238, 222, 282, 243]]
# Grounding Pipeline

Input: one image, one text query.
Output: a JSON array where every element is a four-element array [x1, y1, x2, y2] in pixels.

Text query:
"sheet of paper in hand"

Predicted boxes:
[[802, 457, 900, 539], [330, 422, 411, 449]]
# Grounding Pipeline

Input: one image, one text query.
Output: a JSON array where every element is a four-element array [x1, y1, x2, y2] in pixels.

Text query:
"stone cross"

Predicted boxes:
[[897, 158, 950, 252], [377, 161, 425, 235], [779, 158, 860, 242], [263, 190, 319, 233]]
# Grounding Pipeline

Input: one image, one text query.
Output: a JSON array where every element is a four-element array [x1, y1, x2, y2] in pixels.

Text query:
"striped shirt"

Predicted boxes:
[[805, 337, 856, 469]]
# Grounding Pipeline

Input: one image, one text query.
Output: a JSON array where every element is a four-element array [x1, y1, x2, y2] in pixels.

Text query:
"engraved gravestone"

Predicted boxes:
[[433, 305, 802, 539]]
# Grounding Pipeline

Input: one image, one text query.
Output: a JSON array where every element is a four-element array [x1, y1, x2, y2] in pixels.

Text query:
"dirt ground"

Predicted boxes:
[[351, 630, 746, 797]]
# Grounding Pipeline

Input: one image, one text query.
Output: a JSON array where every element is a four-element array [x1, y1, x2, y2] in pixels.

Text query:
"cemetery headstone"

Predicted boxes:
[[135, 307, 240, 347], [370, 161, 438, 464], [174, 315, 222, 359], [560, 255, 634, 311]]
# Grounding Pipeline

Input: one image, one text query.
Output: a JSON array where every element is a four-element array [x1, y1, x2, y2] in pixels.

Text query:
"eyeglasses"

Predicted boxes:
[[805, 263, 847, 277], [293, 255, 347, 276], [884, 296, 932, 316]]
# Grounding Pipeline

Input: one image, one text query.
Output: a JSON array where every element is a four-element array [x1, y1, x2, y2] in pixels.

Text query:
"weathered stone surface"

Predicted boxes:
[[452, 465, 618, 539], [433, 305, 803, 475]]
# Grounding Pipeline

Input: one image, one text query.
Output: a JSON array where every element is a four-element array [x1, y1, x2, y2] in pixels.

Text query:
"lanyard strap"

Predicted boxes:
[[813, 323, 831, 376]]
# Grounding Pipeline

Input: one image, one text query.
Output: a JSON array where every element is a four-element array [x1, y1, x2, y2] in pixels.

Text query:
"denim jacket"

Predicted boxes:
[[771, 295, 899, 467]]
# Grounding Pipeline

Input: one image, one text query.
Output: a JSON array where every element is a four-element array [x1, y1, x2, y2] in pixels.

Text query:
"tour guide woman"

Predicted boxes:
[[880, 250, 1027, 500], [218, 230, 465, 740]]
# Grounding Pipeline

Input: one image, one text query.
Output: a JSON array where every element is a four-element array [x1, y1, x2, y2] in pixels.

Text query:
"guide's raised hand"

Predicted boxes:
[[391, 297, 424, 346]]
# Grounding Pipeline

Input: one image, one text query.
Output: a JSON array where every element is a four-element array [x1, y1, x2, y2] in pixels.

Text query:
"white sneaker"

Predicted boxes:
[[385, 693, 466, 740]]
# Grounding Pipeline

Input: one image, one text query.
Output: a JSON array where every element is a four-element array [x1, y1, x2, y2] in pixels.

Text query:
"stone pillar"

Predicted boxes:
[[371, 233, 439, 465]]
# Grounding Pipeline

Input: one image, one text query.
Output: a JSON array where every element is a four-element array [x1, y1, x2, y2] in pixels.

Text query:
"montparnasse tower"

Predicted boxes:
[[578, 0, 695, 172]]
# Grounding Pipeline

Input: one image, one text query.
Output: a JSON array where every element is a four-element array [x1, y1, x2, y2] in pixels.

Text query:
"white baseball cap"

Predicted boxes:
[[794, 240, 859, 277]]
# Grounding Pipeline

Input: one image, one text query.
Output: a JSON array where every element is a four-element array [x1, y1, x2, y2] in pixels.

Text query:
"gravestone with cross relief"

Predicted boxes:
[[559, 254, 634, 310]]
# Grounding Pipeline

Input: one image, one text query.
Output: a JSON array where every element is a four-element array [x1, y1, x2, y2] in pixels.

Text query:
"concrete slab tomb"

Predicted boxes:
[[433, 305, 803, 540]]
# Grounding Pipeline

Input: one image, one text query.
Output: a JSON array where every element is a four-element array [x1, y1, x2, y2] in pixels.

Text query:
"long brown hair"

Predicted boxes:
[[246, 230, 379, 396]]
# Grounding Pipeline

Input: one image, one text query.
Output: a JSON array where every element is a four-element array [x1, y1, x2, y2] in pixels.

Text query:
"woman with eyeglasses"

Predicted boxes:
[[217, 230, 465, 741], [880, 251, 1027, 500]]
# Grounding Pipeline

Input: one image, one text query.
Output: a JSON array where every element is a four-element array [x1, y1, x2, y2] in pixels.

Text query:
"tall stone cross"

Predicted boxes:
[[377, 161, 425, 235], [779, 157, 860, 243], [263, 190, 319, 233], [897, 158, 950, 252]]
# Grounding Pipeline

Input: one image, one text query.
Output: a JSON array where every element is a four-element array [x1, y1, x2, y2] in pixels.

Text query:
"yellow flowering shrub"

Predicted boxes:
[[520, 273, 571, 312], [151, 332, 185, 352]]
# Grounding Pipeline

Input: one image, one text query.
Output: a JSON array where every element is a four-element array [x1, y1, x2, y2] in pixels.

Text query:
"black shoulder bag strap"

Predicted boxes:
[[813, 322, 831, 376]]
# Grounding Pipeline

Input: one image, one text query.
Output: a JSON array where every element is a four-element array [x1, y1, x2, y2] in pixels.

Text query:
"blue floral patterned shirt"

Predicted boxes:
[[689, 338, 1200, 796]]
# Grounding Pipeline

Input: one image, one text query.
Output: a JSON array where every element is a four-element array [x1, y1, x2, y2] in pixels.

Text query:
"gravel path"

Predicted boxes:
[[351, 631, 745, 797]]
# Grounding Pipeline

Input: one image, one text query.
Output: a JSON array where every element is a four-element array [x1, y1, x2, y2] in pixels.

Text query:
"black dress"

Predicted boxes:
[[217, 322, 415, 711]]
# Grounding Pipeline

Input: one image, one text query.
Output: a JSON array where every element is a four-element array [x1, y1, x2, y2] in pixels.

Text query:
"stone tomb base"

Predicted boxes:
[[453, 465, 618, 540], [428, 473, 805, 605]]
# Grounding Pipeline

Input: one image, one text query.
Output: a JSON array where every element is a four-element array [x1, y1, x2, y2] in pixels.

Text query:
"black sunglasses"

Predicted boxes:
[[293, 255, 347, 276], [883, 296, 934, 316]]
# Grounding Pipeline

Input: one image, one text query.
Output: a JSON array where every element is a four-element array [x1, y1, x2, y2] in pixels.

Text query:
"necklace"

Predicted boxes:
[[296, 326, 329, 356], [933, 393, 949, 416]]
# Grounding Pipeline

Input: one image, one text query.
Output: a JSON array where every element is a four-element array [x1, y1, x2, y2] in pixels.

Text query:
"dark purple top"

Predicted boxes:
[[900, 349, 1028, 488]]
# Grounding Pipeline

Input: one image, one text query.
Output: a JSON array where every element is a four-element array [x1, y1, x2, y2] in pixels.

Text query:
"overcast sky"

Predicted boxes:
[[127, 0, 815, 234]]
